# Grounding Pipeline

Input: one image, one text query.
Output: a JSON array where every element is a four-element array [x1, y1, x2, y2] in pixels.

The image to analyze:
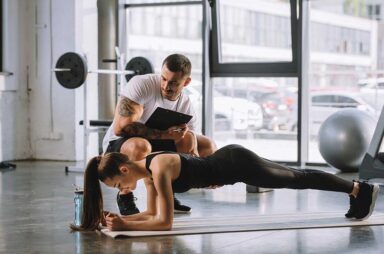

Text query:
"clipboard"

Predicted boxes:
[[145, 107, 192, 131]]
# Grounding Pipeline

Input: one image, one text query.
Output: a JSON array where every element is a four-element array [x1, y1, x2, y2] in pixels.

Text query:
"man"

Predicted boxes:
[[102, 53, 216, 215]]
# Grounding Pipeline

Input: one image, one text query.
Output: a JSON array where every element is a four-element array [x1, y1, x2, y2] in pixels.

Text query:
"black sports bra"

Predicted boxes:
[[143, 144, 253, 193], [143, 151, 219, 193], [145, 151, 176, 174]]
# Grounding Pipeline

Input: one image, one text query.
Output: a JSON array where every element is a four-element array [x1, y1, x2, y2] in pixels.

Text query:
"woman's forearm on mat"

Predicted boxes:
[[121, 210, 155, 221], [121, 217, 172, 231]]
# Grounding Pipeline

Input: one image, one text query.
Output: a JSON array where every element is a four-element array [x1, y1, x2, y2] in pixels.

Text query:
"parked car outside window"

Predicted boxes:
[[275, 89, 375, 136], [184, 83, 264, 132], [358, 78, 384, 113], [309, 90, 375, 136], [249, 89, 295, 131]]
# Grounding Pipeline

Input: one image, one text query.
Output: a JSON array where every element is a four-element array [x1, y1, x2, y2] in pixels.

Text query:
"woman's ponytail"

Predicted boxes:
[[70, 156, 103, 231], [69, 152, 131, 231]]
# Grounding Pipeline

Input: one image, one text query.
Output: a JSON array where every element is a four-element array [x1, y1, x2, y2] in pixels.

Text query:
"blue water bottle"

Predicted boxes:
[[74, 189, 84, 226]]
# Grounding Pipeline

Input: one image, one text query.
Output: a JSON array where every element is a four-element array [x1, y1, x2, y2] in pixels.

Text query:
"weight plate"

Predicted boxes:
[[125, 57, 154, 82], [55, 52, 88, 89]]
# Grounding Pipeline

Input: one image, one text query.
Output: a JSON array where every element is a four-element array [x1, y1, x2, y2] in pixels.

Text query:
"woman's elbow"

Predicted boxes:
[[156, 220, 173, 231], [161, 223, 173, 231]]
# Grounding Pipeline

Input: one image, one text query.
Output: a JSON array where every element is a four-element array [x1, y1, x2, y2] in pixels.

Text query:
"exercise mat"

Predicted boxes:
[[101, 212, 384, 238]]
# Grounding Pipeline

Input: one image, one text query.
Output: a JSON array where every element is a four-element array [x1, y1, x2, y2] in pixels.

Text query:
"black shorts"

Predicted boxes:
[[105, 136, 177, 154]]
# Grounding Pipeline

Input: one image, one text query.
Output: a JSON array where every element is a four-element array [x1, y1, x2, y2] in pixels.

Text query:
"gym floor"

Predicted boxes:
[[1, 161, 384, 254]]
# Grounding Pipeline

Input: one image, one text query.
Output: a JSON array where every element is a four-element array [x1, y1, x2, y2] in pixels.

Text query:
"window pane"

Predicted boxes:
[[308, 2, 382, 163], [217, 0, 292, 63], [125, 5, 203, 132], [211, 77, 298, 162]]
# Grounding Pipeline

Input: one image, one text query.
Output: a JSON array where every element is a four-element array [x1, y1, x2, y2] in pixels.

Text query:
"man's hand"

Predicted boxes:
[[164, 124, 188, 141]]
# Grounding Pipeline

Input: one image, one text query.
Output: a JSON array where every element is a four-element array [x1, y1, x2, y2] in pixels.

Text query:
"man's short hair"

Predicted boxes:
[[162, 54, 191, 77]]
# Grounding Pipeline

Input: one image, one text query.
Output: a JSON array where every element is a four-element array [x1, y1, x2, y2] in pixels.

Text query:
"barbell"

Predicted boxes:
[[53, 52, 154, 89]]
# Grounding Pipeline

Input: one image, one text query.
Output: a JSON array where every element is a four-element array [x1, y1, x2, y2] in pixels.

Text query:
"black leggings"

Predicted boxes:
[[212, 145, 354, 194]]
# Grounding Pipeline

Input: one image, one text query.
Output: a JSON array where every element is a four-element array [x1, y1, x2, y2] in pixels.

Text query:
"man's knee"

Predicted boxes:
[[175, 132, 196, 154], [196, 135, 216, 157], [120, 138, 152, 160]]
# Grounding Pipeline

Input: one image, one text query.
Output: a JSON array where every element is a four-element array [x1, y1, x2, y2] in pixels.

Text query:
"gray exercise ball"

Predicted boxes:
[[318, 109, 376, 172]]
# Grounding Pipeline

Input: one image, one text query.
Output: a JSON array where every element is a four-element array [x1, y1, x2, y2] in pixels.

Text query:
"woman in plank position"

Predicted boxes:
[[72, 140, 380, 231]]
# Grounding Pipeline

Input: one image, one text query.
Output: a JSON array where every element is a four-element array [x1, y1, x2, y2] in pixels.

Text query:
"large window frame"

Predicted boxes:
[[121, 0, 309, 166], [123, 0, 208, 133], [209, 0, 299, 78], [209, 0, 307, 166]]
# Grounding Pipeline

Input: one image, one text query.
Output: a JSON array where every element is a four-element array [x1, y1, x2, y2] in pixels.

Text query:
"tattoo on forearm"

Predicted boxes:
[[119, 97, 136, 117], [123, 122, 163, 139]]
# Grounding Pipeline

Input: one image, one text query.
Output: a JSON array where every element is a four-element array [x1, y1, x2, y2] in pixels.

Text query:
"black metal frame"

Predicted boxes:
[[359, 106, 384, 180], [122, 0, 312, 166], [209, 0, 305, 165], [209, 0, 299, 77]]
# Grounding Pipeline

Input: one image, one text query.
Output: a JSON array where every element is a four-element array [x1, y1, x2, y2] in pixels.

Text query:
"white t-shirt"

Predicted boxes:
[[102, 74, 197, 153]]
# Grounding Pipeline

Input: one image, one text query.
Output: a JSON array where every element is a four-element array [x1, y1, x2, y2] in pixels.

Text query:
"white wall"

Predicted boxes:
[[76, 0, 100, 161], [29, 0, 78, 160], [0, 0, 33, 161], [0, 0, 99, 161]]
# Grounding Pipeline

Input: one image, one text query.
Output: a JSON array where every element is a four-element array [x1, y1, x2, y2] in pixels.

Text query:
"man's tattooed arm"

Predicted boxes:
[[122, 122, 164, 139], [118, 97, 137, 118], [117, 97, 164, 139]]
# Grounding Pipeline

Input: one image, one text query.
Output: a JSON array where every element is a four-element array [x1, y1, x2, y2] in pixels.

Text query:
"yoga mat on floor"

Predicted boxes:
[[101, 212, 384, 238]]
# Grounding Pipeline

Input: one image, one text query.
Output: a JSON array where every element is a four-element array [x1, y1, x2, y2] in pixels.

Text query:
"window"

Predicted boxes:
[[209, 0, 300, 163], [312, 95, 359, 108], [218, 4, 292, 63], [124, 2, 204, 132], [312, 95, 333, 104], [211, 77, 299, 162], [210, 0, 299, 77], [367, 4, 381, 20], [337, 96, 356, 105], [309, 1, 381, 163], [311, 23, 370, 55]]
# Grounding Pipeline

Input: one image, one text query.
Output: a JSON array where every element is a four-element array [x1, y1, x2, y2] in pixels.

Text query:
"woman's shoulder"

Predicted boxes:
[[148, 152, 180, 173]]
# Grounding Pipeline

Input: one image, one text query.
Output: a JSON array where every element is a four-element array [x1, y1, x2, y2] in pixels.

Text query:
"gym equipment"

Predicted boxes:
[[359, 106, 384, 180], [56, 52, 153, 173], [101, 212, 384, 238], [53, 52, 154, 89], [318, 109, 376, 172], [63, 74, 115, 173]]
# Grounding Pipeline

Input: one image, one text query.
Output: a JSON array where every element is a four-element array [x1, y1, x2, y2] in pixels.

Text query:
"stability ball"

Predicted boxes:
[[318, 109, 376, 172]]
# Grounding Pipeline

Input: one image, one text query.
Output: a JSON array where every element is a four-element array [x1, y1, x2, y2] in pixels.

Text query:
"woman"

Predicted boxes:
[[72, 141, 380, 231]]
